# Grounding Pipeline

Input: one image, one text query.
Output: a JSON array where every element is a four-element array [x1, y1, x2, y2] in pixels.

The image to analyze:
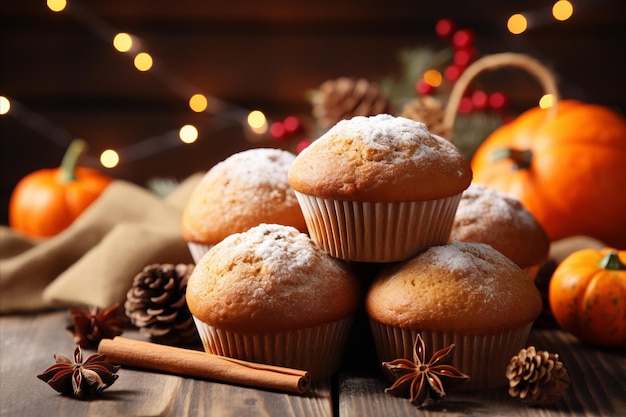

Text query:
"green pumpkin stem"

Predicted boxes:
[[491, 148, 533, 170], [58, 139, 87, 183], [599, 250, 626, 270]]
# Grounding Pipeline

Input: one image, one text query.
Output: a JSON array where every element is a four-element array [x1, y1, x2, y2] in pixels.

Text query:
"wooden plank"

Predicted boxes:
[[3, 309, 625, 417], [337, 327, 626, 417], [0, 311, 332, 417]]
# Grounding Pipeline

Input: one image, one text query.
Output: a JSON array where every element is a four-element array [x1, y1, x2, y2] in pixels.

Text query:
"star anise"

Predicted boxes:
[[382, 334, 470, 407], [37, 346, 120, 399], [67, 304, 127, 348]]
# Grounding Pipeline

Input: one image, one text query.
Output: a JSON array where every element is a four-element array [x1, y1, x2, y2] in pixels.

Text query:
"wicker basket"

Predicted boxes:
[[442, 52, 561, 144]]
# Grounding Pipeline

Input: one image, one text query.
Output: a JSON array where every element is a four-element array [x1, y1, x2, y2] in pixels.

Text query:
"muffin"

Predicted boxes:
[[450, 183, 550, 279], [186, 223, 361, 380], [288, 114, 472, 262], [366, 241, 542, 391], [181, 148, 307, 262]]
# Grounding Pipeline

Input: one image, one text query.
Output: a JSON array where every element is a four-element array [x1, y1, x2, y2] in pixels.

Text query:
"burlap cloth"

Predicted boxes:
[[0, 174, 202, 314]]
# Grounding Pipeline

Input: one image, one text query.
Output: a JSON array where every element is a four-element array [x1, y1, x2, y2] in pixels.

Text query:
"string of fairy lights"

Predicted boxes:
[[0, 0, 576, 169]]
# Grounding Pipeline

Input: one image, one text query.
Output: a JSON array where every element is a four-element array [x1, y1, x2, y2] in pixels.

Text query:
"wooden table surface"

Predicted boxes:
[[1, 309, 624, 417]]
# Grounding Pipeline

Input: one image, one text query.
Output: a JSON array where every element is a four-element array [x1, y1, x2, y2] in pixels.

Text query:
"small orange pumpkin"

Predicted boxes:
[[9, 139, 112, 238], [471, 100, 626, 249], [549, 248, 626, 347]]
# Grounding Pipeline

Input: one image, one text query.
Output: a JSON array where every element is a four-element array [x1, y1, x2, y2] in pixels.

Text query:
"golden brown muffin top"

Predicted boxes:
[[450, 184, 550, 268], [181, 148, 307, 244], [366, 241, 542, 334], [288, 114, 472, 202], [187, 224, 361, 332]]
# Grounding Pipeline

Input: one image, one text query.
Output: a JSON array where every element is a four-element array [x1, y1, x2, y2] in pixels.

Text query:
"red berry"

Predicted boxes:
[[296, 139, 312, 153], [453, 47, 477, 68], [269, 122, 286, 140], [283, 115, 301, 134], [454, 49, 471, 68], [416, 79, 434, 95], [459, 96, 473, 114], [444, 65, 462, 82], [452, 29, 474, 49], [488, 91, 507, 110], [471, 90, 489, 111], [435, 19, 455, 37]]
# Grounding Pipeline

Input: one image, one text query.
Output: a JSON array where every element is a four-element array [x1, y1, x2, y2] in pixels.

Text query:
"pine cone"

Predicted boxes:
[[312, 77, 394, 129], [400, 96, 451, 140], [125, 263, 200, 347], [506, 346, 571, 406]]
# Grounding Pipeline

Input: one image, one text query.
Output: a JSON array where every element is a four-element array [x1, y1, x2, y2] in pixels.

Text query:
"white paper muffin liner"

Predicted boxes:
[[187, 242, 214, 264], [193, 316, 354, 380], [293, 192, 462, 262], [369, 319, 534, 391]]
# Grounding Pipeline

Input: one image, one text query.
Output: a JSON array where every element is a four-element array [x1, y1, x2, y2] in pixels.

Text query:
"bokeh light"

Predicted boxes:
[[507, 14, 528, 34], [134, 52, 153, 71], [189, 94, 208, 112], [47, 0, 67, 12], [539, 94, 555, 109], [113, 33, 133, 52], [247, 110, 268, 134], [100, 149, 120, 168], [552, 1, 573, 21], [179, 125, 199, 143], [0, 96, 10, 115]]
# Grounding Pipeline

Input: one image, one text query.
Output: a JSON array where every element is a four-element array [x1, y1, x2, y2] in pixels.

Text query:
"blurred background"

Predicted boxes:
[[1, 0, 625, 225]]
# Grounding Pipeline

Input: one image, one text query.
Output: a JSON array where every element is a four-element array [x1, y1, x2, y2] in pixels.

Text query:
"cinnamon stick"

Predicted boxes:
[[98, 336, 311, 394]]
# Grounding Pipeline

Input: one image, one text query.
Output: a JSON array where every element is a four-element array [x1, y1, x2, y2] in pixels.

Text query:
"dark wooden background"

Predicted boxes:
[[1, 0, 625, 225]]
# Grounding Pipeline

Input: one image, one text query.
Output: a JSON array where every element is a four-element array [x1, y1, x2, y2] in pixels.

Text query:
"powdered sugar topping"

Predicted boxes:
[[215, 148, 295, 190], [419, 241, 522, 310], [311, 114, 462, 164], [218, 223, 322, 275], [202, 147, 300, 216], [456, 183, 536, 227]]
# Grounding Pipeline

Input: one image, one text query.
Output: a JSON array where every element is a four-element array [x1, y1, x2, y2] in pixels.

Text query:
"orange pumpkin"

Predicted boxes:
[[9, 139, 112, 238], [471, 100, 626, 249], [549, 248, 626, 347]]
